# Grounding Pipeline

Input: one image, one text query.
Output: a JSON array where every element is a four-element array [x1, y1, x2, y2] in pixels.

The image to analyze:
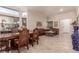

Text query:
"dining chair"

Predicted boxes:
[[13, 28, 29, 52], [0, 39, 9, 52], [32, 29, 39, 45]]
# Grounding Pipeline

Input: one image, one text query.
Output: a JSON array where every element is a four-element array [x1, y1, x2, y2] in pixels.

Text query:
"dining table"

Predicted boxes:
[[0, 31, 34, 52], [0, 33, 19, 52]]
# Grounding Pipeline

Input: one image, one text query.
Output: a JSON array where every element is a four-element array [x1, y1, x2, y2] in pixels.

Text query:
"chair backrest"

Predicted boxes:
[[26, 29, 30, 41], [18, 28, 29, 47], [33, 29, 39, 39]]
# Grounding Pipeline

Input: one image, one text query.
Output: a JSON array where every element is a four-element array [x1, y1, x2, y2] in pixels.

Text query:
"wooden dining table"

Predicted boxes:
[[0, 31, 34, 52], [0, 33, 19, 52]]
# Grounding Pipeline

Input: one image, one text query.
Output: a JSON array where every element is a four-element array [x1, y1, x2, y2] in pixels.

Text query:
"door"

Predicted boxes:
[[60, 19, 72, 34]]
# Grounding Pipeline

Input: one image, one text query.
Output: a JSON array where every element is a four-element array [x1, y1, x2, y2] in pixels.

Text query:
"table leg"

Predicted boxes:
[[6, 40, 11, 53]]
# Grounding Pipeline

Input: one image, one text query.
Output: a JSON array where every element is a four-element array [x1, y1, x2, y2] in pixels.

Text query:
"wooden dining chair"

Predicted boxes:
[[0, 39, 9, 52], [32, 29, 39, 45], [13, 28, 29, 52]]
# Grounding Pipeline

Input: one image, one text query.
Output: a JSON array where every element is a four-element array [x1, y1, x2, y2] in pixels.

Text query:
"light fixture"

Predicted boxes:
[[60, 8, 63, 12], [22, 12, 27, 16]]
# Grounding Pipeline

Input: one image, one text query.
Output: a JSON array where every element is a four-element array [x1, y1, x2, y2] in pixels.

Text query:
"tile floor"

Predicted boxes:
[[1, 34, 77, 53], [26, 34, 74, 53]]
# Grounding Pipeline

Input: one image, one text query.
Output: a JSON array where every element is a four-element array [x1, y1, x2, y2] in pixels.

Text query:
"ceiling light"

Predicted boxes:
[[22, 12, 27, 16], [60, 8, 63, 12]]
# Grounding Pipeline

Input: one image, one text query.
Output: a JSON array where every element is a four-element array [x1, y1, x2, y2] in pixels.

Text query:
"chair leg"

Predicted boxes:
[[5, 46, 9, 52], [6, 42, 9, 52], [17, 46, 20, 53], [32, 43, 34, 47], [26, 41, 29, 50], [31, 40, 34, 47], [37, 40, 39, 45], [0, 42, 2, 52], [27, 43, 29, 50], [17, 48, 20, 53], [0, 47, 2, 52]]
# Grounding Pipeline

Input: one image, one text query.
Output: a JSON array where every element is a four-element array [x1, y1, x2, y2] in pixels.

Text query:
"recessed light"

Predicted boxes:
[[60, 8, 63, 12]]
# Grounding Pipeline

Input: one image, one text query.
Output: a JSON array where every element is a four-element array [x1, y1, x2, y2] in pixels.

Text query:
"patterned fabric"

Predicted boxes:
[[72, 26, 79, 51]]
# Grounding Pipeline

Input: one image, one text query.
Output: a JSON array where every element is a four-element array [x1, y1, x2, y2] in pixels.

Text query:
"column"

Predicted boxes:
[[76, 7, 79, 26], [19, 12, 22, 28]]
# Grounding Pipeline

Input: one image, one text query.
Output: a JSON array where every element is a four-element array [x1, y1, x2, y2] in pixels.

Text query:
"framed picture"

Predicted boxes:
[[36, 21, 42, 27]]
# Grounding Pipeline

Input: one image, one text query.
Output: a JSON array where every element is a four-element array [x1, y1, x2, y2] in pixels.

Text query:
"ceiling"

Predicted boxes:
[[5, 6, 76, 16]]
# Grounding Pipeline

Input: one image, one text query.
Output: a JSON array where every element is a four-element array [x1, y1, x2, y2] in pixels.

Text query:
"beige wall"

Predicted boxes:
[[27, 11, 47, 31], [53, 11, 76, 34], [27, 10, 76, 33], [77, 7, 79, 26], [53, 11, 76, 22]]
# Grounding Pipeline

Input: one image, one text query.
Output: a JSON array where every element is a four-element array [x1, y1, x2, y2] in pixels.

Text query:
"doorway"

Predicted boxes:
[[60, 19, 72, 35]]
